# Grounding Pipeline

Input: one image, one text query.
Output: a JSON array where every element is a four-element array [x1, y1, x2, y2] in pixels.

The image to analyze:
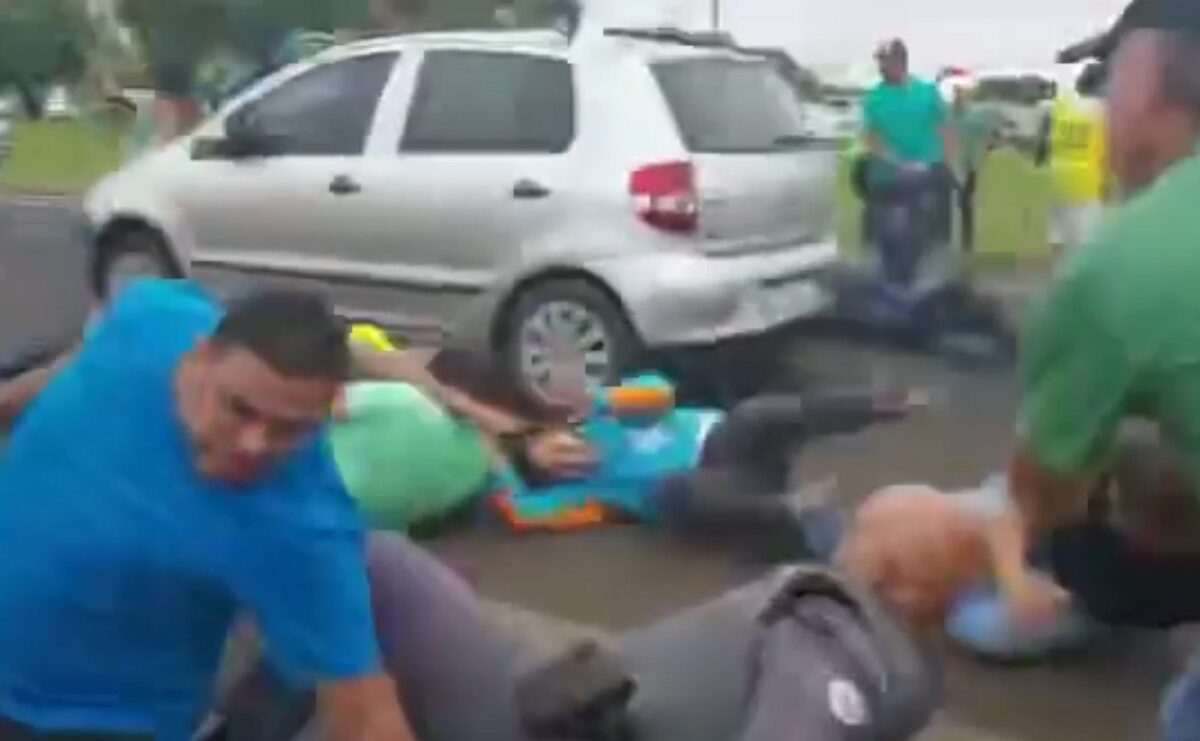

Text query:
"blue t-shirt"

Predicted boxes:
[[502, 374, 723, 522], [0, 280, 378, 739]]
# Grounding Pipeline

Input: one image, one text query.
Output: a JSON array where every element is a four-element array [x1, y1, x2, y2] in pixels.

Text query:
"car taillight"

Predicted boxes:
[[629, 161, 699, 234]]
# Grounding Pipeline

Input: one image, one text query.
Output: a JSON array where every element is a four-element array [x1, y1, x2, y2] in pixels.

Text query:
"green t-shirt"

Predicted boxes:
[[863, 77, 947, 164], [1018, 141, 1200, 484], [949, 106, 1001, 173], [330, 382, 491, 531]]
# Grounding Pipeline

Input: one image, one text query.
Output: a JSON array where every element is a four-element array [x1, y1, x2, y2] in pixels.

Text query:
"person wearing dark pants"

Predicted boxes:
[[860, 38, 955, 291], [653, 392, 913, 560], [957, 168, 978, 252], [944, 78, 1001, 254], [859, 160, 957, 289]]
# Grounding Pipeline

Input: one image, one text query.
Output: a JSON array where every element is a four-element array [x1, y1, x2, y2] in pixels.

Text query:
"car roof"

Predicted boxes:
[[313, 27, 757, 63], [316, 29, 569, 60]]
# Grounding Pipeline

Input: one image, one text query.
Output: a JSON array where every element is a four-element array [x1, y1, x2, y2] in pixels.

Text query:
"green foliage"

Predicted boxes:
[[0, 0, 91, 116]]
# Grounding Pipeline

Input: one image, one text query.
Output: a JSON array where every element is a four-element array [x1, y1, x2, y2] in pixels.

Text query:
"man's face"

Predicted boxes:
[[1106, 30, 1172, 191], [878, 53, 907, 84], [176, 342, 339, 485]]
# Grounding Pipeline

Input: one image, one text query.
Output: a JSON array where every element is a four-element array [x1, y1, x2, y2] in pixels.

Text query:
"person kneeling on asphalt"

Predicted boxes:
[[780, 420, 1200, 664], [0, 279, 417, 740]]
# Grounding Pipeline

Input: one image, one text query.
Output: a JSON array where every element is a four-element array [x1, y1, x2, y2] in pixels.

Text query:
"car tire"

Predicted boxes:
[[500, 278, 640, 396], [91, 227, 178, 305]]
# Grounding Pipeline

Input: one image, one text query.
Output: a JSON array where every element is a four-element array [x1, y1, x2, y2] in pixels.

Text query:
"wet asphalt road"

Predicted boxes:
[[0, 197, 1180, 740]]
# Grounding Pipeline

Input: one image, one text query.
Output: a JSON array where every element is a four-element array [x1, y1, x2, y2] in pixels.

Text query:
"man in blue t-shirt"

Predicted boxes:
[[0, 280, 414, 740]]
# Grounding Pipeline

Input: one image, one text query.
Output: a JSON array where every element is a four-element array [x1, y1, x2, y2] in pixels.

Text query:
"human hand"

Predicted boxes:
[[871, 386, 935, 420], [318, 674, 417, 741], [525, 428, 596, 479], [1000, 569, 1071, 628]]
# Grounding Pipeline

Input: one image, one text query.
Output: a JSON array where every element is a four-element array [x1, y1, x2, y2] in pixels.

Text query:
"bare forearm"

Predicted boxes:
[[984, 509, 1032, 590], [0, 351, 74, 425], [349, 345, 525, 437], [1007, 448, 1093, 536], [318, 674, 416, 741], [865, 131, 896, 163], [351, 345, 443, 393], [940, 126, 955, 168]]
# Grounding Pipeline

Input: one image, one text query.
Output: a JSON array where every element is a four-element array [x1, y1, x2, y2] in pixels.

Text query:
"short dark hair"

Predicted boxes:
[[212, 287, 350, 381], [875, 38, 908, 63]]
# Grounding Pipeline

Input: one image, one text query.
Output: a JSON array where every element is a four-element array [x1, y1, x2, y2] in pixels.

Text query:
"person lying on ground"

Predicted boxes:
[[328, 346, 919, 549], [212, 532, 944, 741], [808, 424, 1200, 659], [0, 278, 420, 740]]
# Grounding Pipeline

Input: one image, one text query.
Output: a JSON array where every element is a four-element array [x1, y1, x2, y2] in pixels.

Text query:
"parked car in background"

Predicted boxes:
[[83, 26, 840, 393]]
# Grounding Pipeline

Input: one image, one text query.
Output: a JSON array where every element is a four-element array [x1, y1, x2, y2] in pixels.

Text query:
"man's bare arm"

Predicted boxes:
[[317, 674, 416, 741], [865, 130, 897, 163], [939, 123, 956, 173], [1007, 446, 1095, 537], [0, 349, 77, 425], [348, 344, 527, 438]]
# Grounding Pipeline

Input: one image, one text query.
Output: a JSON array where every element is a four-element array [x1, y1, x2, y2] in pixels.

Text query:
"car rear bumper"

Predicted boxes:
[[592, 239, 840, 348]]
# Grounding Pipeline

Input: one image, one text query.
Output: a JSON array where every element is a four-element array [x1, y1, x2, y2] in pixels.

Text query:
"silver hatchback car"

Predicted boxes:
[[84, 27, 840, 390]]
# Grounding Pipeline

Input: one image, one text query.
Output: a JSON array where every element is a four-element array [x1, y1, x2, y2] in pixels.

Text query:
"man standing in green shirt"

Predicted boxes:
[[860, 39, 956, 288]]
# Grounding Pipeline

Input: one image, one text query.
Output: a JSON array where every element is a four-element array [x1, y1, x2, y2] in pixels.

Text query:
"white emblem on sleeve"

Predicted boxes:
[[828, 677, 869, 727]]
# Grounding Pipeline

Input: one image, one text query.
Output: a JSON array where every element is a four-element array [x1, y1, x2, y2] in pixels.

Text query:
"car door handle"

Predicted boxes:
[[512, 179, 551, 200], [329, 175, 362, 196]]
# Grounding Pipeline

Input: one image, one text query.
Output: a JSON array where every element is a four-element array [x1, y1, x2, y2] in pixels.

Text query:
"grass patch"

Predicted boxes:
[[0, 118, 123, 194]]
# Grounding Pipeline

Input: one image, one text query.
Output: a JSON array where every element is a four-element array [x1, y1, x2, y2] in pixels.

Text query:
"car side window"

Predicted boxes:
[[234, 52, 398, 157], [400, 50, 574, 154]]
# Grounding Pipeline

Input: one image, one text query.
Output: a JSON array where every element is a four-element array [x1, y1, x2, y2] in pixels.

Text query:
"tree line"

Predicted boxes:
[[1, 0, 555, 118]]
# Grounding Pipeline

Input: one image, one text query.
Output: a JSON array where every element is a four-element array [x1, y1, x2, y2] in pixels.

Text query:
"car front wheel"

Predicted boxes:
[[91, 226, 178, 305]]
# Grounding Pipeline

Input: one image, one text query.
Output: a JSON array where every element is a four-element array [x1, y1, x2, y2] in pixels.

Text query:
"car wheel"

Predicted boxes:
[[501, 278, 639, 397], [91, 227, 178, 305]]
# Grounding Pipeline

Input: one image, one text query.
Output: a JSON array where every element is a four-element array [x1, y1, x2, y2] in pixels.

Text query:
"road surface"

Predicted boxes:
[[0, 197, 1180, 740]]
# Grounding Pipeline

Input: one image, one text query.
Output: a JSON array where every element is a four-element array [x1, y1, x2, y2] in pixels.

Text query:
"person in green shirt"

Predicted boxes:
[[860, 38, 956, 288], [330, 381, 496, 533], [863, 39, 954, 169], [944, 79, 1001, 252], [860, 1, 1200, 734], [1006, 0, 1200, 615]]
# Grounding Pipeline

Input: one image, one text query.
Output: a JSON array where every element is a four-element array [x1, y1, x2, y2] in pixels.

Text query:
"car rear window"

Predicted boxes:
[[652, 57, 809, 154]]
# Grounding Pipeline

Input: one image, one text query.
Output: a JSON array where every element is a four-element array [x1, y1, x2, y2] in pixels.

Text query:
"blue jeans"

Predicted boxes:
[[860, 159, 954, 290], [1162, 659, 1200, 741]]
